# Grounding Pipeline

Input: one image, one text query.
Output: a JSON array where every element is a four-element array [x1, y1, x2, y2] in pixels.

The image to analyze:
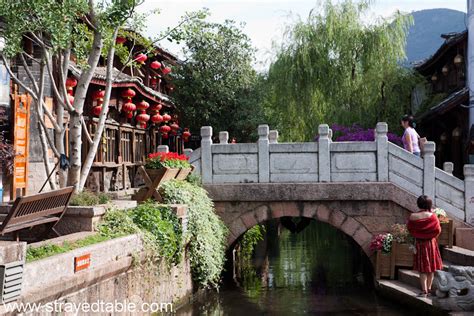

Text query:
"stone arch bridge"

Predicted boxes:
[[186, 123, 474, 255]]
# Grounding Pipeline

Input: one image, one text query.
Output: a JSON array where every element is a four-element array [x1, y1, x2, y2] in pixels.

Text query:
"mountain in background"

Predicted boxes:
[[405, 8, 466, 65]]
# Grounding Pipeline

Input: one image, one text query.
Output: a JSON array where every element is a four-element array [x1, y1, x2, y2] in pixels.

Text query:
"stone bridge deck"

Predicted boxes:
[[188, 123, 474, 226]]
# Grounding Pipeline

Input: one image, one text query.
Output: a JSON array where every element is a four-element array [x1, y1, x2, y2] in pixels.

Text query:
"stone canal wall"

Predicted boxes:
[[0, 235, 194, 315]]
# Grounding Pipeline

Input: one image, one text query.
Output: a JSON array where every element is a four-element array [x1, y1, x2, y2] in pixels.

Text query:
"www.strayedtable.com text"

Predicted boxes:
[[2, 299, 173, 314]]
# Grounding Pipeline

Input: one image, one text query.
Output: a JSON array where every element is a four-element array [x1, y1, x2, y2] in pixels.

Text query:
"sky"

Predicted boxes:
[[138, 0, 467, 69]]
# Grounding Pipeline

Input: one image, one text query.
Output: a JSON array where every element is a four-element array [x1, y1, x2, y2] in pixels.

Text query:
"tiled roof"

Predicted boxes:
[[413, 30, 467, 73], [417, 87, 468, 121], [68, 63, 175, 106]]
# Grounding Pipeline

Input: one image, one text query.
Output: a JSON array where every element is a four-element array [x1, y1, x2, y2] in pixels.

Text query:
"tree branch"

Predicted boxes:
[[82, 117, 93, 145], [2, 55, 38, 99]]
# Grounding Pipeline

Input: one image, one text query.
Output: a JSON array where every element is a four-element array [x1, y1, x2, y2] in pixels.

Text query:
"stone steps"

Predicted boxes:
[[441, 246, 474, 266], [375, 280, 444, 315], [397, 261, 455, 289]]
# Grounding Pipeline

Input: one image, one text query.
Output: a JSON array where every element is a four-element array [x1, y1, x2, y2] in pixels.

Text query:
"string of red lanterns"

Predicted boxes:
[[92, 89, 105, 116]]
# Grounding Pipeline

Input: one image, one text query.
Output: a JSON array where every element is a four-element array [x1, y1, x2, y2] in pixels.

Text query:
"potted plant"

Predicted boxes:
[[434, 208, 453, 248], [389, 224, 414, 279], [145, 152, 193, 181], [371, 233, 393, 279]]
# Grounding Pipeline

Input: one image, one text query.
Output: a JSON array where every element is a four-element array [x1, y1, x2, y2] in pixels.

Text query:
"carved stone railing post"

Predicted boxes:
[[376, 122, 389, 182], [464, 165, 474, 224], [443, 162, 454, 175], [423, 142, 436, 198], [219, 131, 229, 144], [269, 130, 279, 144], [258, 125, 270, 183], [201, 126, 213, 184], [318, 124, 330, 182], [328, 128, 333, 143], [183, 148, 193, 157], [157, 145, 169, 153]]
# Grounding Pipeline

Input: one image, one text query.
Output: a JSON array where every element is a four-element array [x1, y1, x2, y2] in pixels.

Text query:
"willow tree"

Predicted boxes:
[[264, 0, 420, 141]]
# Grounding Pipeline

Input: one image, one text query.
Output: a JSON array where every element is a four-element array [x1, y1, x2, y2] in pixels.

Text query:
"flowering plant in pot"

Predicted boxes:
[[433, 207, 449, 223], [370, 233, 393, 253], [145, 152, 191, 169], [433, 207, 453, 248], [371, 233, 393, 279]]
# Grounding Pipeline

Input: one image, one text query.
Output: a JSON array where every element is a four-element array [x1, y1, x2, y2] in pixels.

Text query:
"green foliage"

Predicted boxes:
[[26, 234, 110, 262], [171, 16, 264, 142], [128, 201, 182, 264], [70, 191, 111, 206], [262, 0, 422, 141], [239, 225, 265, 262], [160, 180, 228, 289], [185, 173, 202, 186]]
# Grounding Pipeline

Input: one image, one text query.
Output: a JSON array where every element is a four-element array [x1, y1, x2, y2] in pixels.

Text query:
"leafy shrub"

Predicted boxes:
[[128, 201, 182, 264], [186, 172, 202, 186], [161, 180, 228, 289], [70, 190, 111, 206]]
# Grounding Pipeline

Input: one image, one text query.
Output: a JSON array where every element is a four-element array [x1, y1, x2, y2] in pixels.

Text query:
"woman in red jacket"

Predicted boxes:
[[407, 195, 443, 297]]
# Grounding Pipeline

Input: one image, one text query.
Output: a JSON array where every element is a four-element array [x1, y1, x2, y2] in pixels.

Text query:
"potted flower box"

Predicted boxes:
[[434, 208, 453, 248], [375, 251, 392, 280], [371, 233, 393, 280], [390, 241, 413, 279], [438, 219, 454, 248], [134, 152, 193, 203]]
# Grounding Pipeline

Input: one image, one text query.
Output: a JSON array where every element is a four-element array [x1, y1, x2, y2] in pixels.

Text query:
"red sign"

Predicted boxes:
[[74, 254, 91, 272]]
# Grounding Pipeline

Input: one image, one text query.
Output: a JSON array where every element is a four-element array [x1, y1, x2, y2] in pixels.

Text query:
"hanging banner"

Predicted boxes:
[[13, 94, 30, 195]]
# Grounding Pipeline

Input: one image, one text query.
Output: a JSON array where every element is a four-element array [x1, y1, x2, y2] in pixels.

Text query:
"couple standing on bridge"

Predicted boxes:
[[407, 195, 444, 298]]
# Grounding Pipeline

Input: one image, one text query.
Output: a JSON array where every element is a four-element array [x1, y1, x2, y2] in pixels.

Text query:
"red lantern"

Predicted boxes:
[[136, 100, 150, 111], [162, 113, 171, 122], [127, 112, 134, 119], [122, 102, 136, 113], [136, 112, 150, 126], [170, 122, 179, 131], [151, 103, 162, 112], [183, 128, 191, 142], [150, 61, 161, 69], [151, 113, 163, 124], [116, 36, 127, 44], [135, 53, 147, 64], [93, 90, 105, 100], [121, 88, 136, 100], [159, 125, 171, 134], [150, 77, 158, 86], [162, 133, 169, 139], [66, 77, 77, 91], [92, 105, 102, 116], [162, 66, 171, 75]]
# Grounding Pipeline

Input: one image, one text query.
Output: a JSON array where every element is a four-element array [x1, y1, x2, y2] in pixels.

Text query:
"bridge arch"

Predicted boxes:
[[226, 202, 375, 256], [208, 182, 423, 257]]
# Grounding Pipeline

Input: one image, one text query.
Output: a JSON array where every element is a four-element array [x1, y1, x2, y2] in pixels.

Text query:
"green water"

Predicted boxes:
[[178, 220, 409, 315]]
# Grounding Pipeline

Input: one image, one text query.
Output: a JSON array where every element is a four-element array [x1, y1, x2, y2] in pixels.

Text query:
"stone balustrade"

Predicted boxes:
[[188, 123, 474, 225]]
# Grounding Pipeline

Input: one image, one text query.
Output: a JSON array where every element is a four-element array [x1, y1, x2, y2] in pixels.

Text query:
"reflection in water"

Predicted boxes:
[[178, 219, 408, 315]]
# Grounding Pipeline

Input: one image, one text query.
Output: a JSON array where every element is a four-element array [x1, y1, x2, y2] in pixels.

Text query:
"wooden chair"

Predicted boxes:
[[0, 187, 74, 241]]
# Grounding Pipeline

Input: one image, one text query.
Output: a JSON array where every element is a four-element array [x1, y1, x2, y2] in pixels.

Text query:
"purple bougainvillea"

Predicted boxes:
[[314, 124, 402, 146]]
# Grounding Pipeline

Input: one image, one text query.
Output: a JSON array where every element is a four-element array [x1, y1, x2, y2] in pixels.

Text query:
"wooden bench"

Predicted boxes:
[[0, 187, 74, 241]]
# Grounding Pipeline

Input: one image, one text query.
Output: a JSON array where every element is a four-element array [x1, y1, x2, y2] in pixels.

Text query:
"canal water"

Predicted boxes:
[[178, 219, 409, 315]]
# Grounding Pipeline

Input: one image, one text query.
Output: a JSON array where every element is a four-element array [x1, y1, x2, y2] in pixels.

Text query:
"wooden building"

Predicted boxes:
[[66, 37, 187, 192], [414, 31, 472, 178]]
